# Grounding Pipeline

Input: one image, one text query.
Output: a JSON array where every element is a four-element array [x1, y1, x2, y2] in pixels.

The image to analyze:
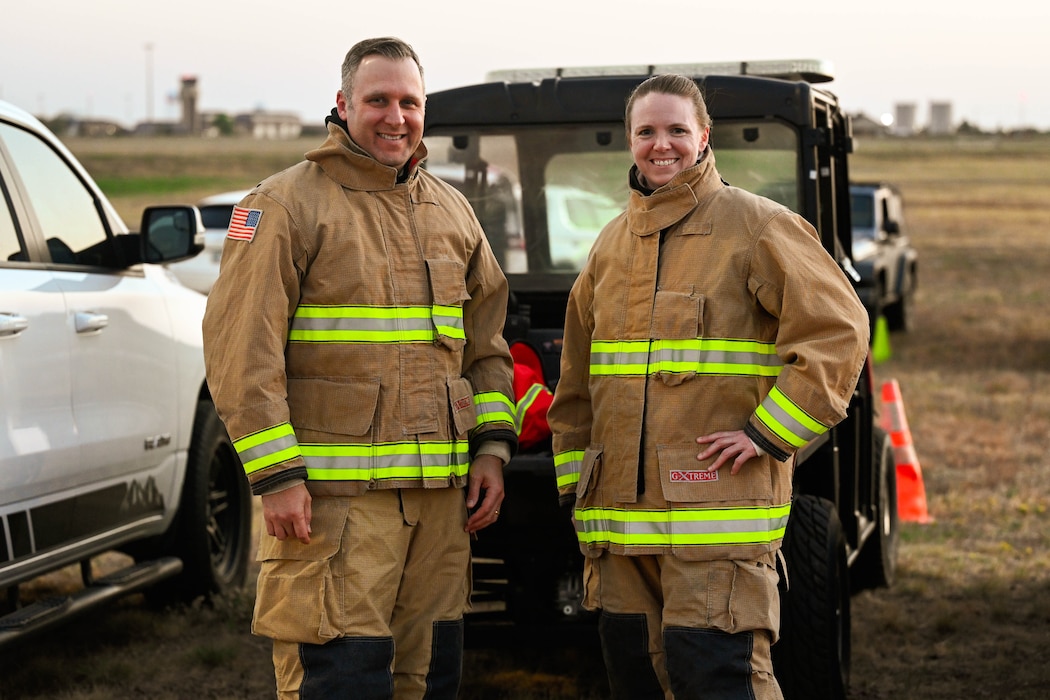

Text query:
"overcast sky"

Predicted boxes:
[[3, 0, 1047, 131]]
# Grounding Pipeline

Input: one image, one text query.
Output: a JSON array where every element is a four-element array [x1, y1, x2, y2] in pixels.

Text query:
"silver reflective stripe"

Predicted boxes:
[[288, 304, 464, 344], [514, 383, 546, 433], [555, 449, 584, 489], [474, 391, 515, 428], [755, 386, 827, 447], [300, 440, 471, 482], [234, 423, 302, 475], [574, 504, 791, 547], [590, 338, 782, 377]]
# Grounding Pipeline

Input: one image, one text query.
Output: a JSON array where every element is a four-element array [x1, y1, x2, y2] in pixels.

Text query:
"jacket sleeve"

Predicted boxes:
[[744, 210, 870, 461], [547, 262, 597, 502], [202, 191, 308, 494], [460, 217, 518, 458]]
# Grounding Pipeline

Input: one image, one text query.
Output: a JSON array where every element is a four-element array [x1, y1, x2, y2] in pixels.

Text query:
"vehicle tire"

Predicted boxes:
[[773, 495, 851, 700], [884, 291, 914, 333], [138, 400, 252, 605], [852, 427, 900, 592], [885, 264, 917, 332]]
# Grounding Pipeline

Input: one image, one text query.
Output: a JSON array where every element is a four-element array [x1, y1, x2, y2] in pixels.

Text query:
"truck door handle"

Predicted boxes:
[[0, 312, 30, 337], [74, 311, 109, 333]]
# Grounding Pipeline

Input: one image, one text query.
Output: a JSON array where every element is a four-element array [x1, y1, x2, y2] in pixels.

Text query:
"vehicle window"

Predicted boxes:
[[0, 123, 109, 266], [427, 121, 801, 274], [0, 182, 23, 262], [424, 134, 526, 273], [710, 121, 799, 211], [851, 191, 875, 229], [199, 204, 234, 230], [544, 152, 629, 271]]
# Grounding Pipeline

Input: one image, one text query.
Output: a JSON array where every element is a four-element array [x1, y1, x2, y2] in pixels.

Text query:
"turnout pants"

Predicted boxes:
[[253, 488, 471, 700], [586, 552, 784, 700]]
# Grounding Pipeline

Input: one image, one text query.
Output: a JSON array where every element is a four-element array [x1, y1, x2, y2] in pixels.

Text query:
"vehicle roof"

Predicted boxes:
[[425, 73, 838, 131], [197, 190, 251, 207]]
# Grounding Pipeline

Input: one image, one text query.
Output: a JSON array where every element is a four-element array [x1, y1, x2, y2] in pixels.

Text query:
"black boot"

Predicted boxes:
[[664, 626, 756, 700], [299, 635, 394, 700], [598, 611, 665, 700]]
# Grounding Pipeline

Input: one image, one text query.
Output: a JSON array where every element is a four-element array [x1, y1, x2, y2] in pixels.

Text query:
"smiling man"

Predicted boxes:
[[202, 37, 517, 700]]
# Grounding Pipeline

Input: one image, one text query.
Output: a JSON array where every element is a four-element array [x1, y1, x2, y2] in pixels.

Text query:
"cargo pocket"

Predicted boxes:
[[575, 446, 604, 502], [657, 445, 773, 505], [426, 259, 470, 351], [287, 376, 380, 437], [575, 447, 605, 558], [650, 290, 704, 386], [727, 559, 781, 638], [447, 376, 477, 437], [252, 497, 351, 644]]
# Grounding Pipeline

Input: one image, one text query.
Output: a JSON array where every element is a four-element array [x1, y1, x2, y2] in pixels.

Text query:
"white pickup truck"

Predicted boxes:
[[0, 99, 252, 644]]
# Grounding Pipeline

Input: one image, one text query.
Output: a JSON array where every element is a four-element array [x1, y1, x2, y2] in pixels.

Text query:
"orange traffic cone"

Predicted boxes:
[[880, 379, 933, 523]]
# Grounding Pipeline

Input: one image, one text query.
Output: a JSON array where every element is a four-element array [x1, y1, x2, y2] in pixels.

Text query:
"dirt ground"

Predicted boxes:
[[1, 135, 1049, 699]]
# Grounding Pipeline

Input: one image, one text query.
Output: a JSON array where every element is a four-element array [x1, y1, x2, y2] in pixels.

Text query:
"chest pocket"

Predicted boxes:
[[651, 289, 703, 340], [426, 258, 470, 351]]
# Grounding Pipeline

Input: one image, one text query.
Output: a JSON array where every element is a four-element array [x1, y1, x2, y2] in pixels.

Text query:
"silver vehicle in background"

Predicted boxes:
[[165, 190, 249, 294]]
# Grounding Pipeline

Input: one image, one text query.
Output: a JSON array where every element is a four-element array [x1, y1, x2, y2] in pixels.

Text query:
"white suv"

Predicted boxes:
[[0, 99, 252, 644]]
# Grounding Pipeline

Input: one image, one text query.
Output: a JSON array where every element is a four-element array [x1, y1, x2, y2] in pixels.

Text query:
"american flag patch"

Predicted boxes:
[[227, 207, 262, 242]]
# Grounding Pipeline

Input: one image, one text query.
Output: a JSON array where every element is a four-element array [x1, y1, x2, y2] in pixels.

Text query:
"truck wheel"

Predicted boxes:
[[884, 292, 914, 333], [773, 494, 850, 700], [852, 427, 900, 591], [144, 400, 252, 604]]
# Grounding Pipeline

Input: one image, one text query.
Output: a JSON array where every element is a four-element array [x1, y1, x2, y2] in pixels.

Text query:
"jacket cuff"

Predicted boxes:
[[745, 423, 790, 462], [250, 465, 309, 496], [469, 428, 518, 460]]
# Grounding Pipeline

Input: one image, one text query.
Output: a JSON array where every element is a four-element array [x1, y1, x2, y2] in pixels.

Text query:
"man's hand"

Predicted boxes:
[[262, 482, 312, 544], [696, 430, 758, 476], [465, 453, 505, 534]]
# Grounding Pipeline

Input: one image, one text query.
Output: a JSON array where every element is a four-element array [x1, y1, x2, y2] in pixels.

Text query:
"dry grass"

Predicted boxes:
[[2, 134, 1049, 699]]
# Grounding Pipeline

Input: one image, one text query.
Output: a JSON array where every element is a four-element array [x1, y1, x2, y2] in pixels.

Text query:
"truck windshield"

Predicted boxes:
[[424, 120, 798, 274]]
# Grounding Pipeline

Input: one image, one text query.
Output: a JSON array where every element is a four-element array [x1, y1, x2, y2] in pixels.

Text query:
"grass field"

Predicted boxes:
[[1, 133, 1048, 699]]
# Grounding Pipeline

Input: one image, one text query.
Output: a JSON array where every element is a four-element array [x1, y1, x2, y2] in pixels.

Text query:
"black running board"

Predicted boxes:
[[0, 556, 182, 647]]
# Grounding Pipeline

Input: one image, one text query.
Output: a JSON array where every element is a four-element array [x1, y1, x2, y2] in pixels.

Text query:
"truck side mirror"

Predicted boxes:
[[140, 205, 205, 263], [885, 220, 900, 235]]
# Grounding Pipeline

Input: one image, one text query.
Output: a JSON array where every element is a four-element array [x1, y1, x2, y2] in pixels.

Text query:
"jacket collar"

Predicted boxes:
[[626, 146, 723, 236], [306, 112, 428, 191]]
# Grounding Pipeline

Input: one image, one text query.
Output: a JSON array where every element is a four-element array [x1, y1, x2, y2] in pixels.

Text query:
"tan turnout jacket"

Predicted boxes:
[[549, 149, 869, 562], [203, 122, 516, 496]]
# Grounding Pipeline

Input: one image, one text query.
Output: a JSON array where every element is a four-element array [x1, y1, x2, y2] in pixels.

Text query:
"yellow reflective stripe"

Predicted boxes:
[[589, 338, 783, 377], [300, 440, 470, 482], [574, 503, 791, 547], [474, 391, 515, 428], [432, 304, 466, 340], [555, 449, 584, 489], [514, 383, 546, 433], [233, 423, 302, 475], [289, 304, 464, 344], [755, 386, 828, 447]]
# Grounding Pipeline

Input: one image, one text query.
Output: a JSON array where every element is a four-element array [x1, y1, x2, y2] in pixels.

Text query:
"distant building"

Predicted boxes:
[[233, 111, 302, 139], [928, 101, 953, 135], [178, 75, 201, 135], [850, 112, 889, 138], [893, 103, 917, 136]]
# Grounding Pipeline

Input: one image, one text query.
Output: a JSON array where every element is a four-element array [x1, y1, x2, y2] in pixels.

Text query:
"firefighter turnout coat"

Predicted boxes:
[[203, 121, 517, 497], [549, 148, 869, 563]]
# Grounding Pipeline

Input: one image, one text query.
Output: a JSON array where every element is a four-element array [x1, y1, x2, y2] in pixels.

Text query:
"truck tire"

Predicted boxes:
[[137, 400, 252, 605], [884, 291, 913, 332], [773, 494, 850, 700], [852, 427, 900, 591]]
